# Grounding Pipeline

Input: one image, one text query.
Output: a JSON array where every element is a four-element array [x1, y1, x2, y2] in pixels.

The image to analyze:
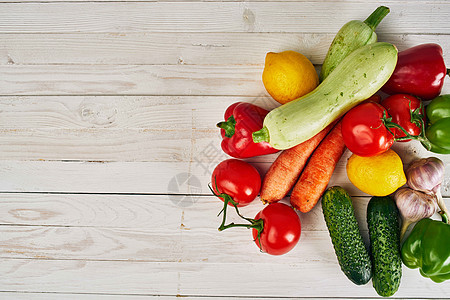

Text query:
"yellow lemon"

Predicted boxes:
[[262, 50, 319, 104], [346, 149, 406, 196]]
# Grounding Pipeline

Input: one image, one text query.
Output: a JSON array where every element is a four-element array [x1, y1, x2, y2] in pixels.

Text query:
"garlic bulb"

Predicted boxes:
[[394, 187, 437, 239], [405, 157, 448, 224], [406, 157, 444, 194]]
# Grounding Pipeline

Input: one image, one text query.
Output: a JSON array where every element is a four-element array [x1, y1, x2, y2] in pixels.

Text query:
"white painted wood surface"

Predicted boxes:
[[0, 0, 449, 298]]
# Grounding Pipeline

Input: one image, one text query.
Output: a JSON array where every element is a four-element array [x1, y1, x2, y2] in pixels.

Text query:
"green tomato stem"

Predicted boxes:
[[381, 105, 432, 150], [208, 179, 265, 250]]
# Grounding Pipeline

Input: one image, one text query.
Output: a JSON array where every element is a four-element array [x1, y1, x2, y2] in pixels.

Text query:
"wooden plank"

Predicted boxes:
[[0, 226, 349, 263], [0, 65, 265, 96], [0, 96, 278, 130], [0, 258, 448, 297], [0, 193, 357, 231], [0, 2, 449, 34], [2, 33, 450, 66], [0, 138, 449, 195], [0, 194, 447, 262], [0, 294, 362, 300], [1, 63, 450, 96], [0, 294, 379, 300]]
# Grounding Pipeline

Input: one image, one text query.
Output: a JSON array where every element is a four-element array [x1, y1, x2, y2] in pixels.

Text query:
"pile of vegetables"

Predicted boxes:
[[208, 5, 450, 297]]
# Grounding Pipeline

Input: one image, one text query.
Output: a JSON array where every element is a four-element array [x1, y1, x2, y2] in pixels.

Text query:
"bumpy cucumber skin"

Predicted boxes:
[[263, 42, 398, 150], [322, 186, 372, 285], [367, 196, 402, 297], [319, 20, 377, 82]]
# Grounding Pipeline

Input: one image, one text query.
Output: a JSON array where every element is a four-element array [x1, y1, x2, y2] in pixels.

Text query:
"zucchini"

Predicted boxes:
[[253, 42, 397, 150], [319, 6, 390, 82], [367, 196, 402, 297], [322, 186, 372, 285]]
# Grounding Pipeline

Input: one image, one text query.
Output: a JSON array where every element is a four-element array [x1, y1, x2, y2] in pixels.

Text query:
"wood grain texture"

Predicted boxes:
[[0, 193, 446, 262], [0, 2, 449, 33], [1, 0, 450, 298], [0, 141, 449, 196], [2, 33, 450, 66], [0, 294, 361, 300], [0, 65, 265, 96], [0, 258, 448, 298]]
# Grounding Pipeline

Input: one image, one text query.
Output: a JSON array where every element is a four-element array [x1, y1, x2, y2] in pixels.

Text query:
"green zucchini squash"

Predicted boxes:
[[322, 186, 372, 285], [367, 196, 402, 297], [319, 6, 390, 82], [253, 42, 397, 150]]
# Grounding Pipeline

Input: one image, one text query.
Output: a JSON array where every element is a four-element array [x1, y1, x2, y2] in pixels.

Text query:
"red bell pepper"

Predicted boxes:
[[382, 43, 449, 100], [217, 102, 279, 158]]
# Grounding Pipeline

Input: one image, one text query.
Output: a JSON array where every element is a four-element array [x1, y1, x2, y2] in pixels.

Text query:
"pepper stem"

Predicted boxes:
[[252, 126, 270, 143], [217, 115, 236, 138], [363, 6, 390, 31], [447, 68, 450, 77]]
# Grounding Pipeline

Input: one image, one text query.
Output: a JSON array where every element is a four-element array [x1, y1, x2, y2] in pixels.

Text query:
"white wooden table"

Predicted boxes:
[[1, 0, 449, 298]]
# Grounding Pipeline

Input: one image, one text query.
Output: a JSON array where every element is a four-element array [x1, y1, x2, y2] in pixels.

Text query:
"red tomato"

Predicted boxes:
[[211, 159, 261, 207], [342, 102, 395, 157], [381, 94, 425, 142], [252, 203, 301, 255]]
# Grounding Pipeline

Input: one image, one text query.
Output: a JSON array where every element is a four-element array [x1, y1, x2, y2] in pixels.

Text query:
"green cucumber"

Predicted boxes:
[[253, 42, 397, 150], [319, 6, 390, 82], [322, 186, 372, 285], [367, 196, 402, 297]]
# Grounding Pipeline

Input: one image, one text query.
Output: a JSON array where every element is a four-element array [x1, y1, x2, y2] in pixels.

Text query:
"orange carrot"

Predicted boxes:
[[290, 121, 346, 213], [260, 122, 335, 203]]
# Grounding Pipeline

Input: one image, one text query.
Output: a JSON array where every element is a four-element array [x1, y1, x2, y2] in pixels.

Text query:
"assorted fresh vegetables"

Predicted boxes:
[[252, 42, 398, 150], [208, 5, 449, 296]]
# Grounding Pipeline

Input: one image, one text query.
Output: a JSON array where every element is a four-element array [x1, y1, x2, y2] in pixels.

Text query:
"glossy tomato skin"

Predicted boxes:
[[252, 203, 301, 255], [342, 102, 394, 157], [381, 94, 424, 142], [211, 159, 261, 207]]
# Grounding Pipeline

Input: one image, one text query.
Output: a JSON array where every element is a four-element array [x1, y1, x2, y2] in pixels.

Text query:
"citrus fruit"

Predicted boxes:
[[346, 149, 406, 196], [262, 50, 319, 105]]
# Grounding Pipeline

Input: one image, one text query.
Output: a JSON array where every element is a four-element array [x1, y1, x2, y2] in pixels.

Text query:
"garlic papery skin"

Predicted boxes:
[[406, 157, 444, 194], [405, 157, 449, 224], [394, 187, 437, 239]]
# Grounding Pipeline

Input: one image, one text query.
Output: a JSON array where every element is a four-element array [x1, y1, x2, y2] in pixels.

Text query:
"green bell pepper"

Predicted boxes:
[[401, 214, 450, 283], [425, 95, 450, 153]]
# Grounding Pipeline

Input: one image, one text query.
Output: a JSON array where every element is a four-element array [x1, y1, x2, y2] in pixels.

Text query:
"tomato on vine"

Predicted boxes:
[[341, 101, 430, 157], [342, 102, 395, 156], [251, 203, 301, 255], [381, 94, 425, 142], [210, 159, 301, 255], [211, 159, 261, 207]]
